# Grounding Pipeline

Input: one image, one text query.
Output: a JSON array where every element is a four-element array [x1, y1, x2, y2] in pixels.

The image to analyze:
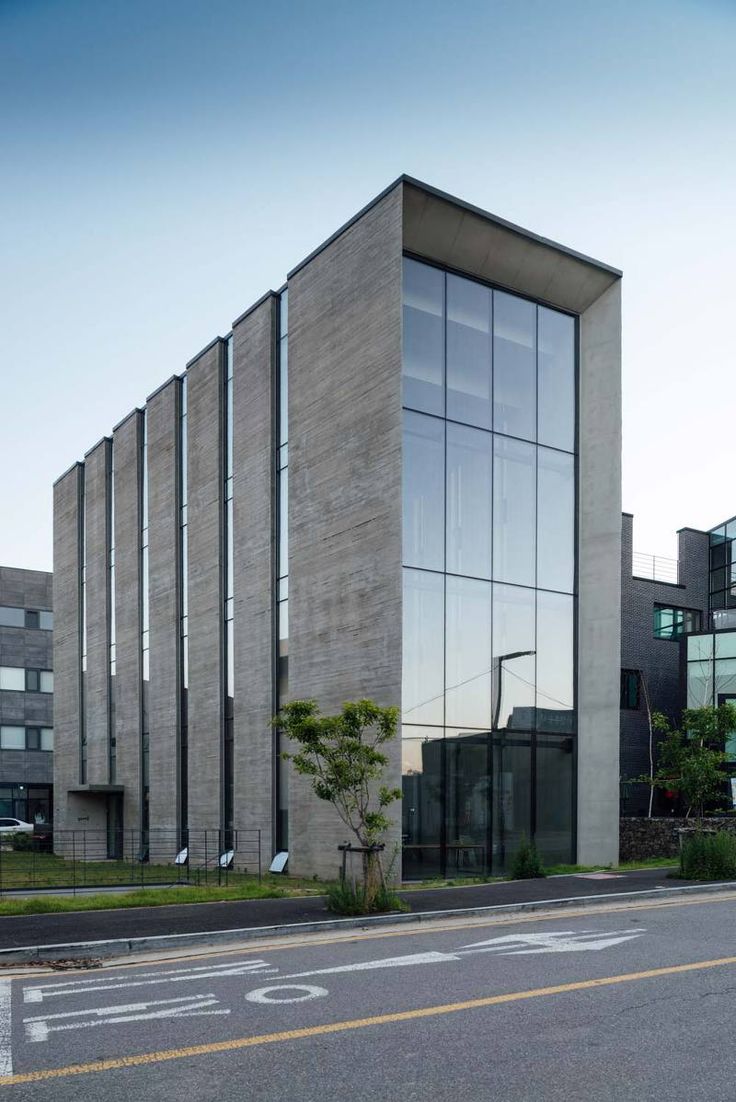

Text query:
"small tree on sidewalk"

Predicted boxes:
[[640, 705, 736, 820], [273, 699, 402, 911]]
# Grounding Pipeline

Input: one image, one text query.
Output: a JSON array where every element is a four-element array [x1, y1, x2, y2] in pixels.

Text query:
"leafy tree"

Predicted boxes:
[[273, 699, 402, 909], [641, 705, 736, 819]]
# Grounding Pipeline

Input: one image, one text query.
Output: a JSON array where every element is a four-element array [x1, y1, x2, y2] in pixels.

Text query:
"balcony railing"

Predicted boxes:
[[632, 551, 679, 585]]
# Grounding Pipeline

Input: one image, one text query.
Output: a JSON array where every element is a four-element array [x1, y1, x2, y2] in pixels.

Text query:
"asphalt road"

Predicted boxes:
[[0, 867, 689, 950], [3, 890, 736, 1100]]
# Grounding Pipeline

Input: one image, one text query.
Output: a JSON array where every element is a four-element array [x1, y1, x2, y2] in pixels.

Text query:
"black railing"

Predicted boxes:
[[0, 827, 262, 895]]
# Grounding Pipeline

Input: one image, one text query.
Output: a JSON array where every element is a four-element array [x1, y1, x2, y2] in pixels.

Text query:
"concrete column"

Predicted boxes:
[[186, 340, 225, 853], [52, 464, 83, 832], [232, 296, 277, 868], [287, 186, 404, 880], [113, 411, 143, 840], [578, 280, 622, 866], [83, 439, 110, 786], [146, 378, 180, 860]]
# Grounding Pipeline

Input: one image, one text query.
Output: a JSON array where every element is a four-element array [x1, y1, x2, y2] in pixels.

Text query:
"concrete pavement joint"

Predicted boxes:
[[2, 880, 736, 965]]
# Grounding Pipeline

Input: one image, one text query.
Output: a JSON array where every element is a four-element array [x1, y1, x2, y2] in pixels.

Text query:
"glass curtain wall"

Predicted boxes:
[[108, 441, 116, 783], [709, 519, 736, 625], [223, 338, 235, 846], [140, 412, 150, 850], [687, 632, 736, 758], [402, 257, 577, 878], [275, 290, 289, 849], [79, 465, 87, 784], [179, 375, 189, 847]]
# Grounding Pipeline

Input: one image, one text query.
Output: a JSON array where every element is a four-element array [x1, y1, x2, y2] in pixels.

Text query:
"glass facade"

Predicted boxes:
[[401, 257, 577, 878], [275, 289, 289, 849], [686, 631, 736, 758]]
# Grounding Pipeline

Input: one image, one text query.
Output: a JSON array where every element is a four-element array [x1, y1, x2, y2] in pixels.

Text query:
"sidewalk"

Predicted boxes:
[[0, 866, 710, 958]]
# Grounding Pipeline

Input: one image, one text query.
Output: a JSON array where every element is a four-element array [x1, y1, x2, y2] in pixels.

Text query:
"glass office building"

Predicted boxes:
[[401, 258, 576, 876]]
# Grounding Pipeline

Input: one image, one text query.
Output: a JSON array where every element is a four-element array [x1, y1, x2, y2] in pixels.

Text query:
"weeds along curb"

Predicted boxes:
[[2, 880, 736, 965]]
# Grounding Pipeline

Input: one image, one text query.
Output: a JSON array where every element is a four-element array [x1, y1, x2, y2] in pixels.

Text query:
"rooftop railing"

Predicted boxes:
[[632, 551, 679, 585]]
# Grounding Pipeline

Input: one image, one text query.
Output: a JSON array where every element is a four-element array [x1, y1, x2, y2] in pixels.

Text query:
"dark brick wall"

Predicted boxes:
[[620, 515, 710, 815]]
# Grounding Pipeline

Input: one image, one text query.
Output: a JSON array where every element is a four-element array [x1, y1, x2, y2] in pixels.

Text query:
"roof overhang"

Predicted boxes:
[[402, 177, 621, 314]]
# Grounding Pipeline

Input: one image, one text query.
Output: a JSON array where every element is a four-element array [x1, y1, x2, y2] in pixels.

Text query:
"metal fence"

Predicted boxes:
[[0, 828, 262, 895], [632, 551, 679, 584]]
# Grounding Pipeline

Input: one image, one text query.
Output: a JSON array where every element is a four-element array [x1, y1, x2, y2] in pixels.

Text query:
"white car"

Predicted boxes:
[[0, 817, 34, 835]]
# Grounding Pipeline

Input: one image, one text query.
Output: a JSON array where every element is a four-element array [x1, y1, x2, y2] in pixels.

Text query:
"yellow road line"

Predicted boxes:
[[3, 953, 736, 1086], [7, 889, 736, 979]]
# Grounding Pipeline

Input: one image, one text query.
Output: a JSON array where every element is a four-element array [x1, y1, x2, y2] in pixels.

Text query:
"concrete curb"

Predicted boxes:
[[2, 880, 736, 964]]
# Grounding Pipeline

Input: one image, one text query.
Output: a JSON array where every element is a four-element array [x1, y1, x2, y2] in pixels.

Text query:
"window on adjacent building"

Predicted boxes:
[[0, 667, 53, 692], [0, 607, 52, 630], [0, 726, 53, 751], [620, 670, 640, 710], [653, 605, 701, 640], [0, 667, 25, 691]]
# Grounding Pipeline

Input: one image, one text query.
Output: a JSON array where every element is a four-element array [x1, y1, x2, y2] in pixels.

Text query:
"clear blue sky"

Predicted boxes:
[[1, 0, 734, 570]]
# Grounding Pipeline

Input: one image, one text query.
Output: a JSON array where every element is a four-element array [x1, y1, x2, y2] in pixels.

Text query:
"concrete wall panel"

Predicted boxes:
[[288, 186, 404, 879], [232, 297, 276, 858], [113, 413, 143, 833], [146, 380, 180, 847], [52, 466, 82, 828], [83, 440, 110, 784], [578, 280, 622, 865], [186, 342, 224, 837]]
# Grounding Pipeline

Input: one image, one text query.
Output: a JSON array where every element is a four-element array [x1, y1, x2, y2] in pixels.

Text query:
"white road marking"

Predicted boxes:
[[0, 980, 12, 1076], [245, 985, 328, 1005], [24, 959, 277, 1003], [279, 950, 461, 980], [23, 994, 229, 1043], [457, 930, 646, 955]]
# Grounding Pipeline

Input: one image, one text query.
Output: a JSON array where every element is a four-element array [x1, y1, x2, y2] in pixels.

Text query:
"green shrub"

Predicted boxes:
[[509, 835, 546, 879], [680, 830, 736, 880], [326, 878, 409, 916], [11, 831, 35, 852]]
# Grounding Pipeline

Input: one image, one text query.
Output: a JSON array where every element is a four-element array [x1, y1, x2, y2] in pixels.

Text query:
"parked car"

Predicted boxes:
[[0, 817, 35, 835]]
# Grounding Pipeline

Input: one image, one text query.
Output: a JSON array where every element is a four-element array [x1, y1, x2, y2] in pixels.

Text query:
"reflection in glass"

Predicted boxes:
[[445, 576, 492, 727], [402, 569, 444, 725], [492, 584, 536, 729], [537, 447, 574, 593], [716, 633, 736, 658], [446, 422, 492, 578], [536, 590, 574, 731], [446, 732, 489, 873], [687, 634, 713, 661], [535, 735, 574, 864], [403, 259, 445, 415], [493, 436, 536, 587], [538, 307, 575, 451], [402, 732, 444, 880], [715, 658, 736, 700], [687, 660, 712, 708], [493, 291, 536, 441], [446, 274, 491, 428], [492, 736, 532, 872], [403, 412, 445, 571]]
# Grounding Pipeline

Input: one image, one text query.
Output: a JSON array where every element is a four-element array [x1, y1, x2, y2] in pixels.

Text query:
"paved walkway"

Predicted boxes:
[[0, 867, 687, 952]]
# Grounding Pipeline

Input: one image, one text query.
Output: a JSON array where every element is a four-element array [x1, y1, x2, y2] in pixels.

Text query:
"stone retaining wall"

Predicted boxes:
[[620, 817, 736, 862]]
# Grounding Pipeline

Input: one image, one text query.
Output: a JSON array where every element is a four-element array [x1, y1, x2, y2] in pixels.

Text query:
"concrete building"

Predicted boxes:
[[53, 176, 622, 878], [0, 566, 54, 824]]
